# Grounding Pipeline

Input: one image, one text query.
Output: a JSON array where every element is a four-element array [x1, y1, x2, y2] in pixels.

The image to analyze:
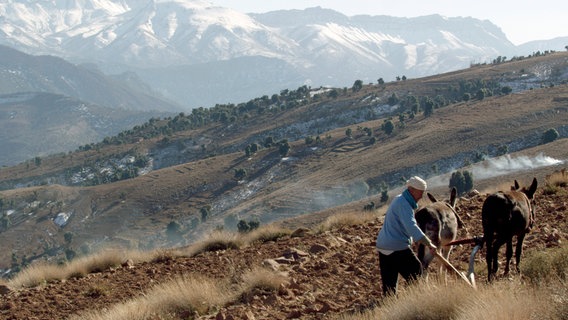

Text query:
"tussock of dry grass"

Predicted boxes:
[[337, 244, 568, 320], [182, 230, 243, 256], [8, 249, 150, 289], [239, 224, 292, 244], [70, 267, 288, 320], [239, 267, 288, 292], [542, 169, 568, 195], [7, 262, 67, 288], [336, 277, 565, 320], [546, 169, 568, 186], [70, 274, 235, 320], [236, 267, 289, 304], [456, 281, 561, 320], [522, 245, 568, 283], [316, 210, 378, 233], [7, 225, 290, 290]]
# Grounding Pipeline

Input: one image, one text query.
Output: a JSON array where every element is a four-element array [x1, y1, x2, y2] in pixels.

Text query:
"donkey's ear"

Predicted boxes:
[[527, 177, 538, 197], [449, 187, 457, 207], [427, 193, 438, 203], [514, 180, 520, 190]]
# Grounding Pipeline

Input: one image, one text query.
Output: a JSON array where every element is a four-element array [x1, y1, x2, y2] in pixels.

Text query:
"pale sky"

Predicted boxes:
[[210, 0, 568, 45]]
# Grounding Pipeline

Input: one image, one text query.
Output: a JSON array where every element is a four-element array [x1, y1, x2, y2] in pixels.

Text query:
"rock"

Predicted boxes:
[[286, 310, 302, 319], [262, 259, 281, 271], [0, 284, 11, 296], [291, 228, 311, 237], [274, 257, 295, 264], [282, 248, 309, 261], [309, 244, 329, 254], [121, 259, 135, 269]]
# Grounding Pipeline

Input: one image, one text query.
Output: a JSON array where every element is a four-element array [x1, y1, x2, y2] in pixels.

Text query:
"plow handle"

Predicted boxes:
[[434, 251, 476, 289]]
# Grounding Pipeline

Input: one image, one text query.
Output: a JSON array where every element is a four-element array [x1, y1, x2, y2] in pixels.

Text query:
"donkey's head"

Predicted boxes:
[[427, 187, 463, 229], [416, 187, 463, 271], [518, 177, 538, 229]]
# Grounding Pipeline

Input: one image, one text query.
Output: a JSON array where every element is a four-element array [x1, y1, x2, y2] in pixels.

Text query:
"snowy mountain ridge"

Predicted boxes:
[[1, 0, 566, 107]]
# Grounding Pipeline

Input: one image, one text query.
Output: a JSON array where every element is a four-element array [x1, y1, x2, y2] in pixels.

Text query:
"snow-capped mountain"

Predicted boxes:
[[0, 0, 564, 108]]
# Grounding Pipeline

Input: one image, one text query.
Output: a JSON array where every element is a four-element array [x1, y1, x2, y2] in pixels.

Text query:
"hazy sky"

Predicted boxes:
[[210, 0, 568, 45]]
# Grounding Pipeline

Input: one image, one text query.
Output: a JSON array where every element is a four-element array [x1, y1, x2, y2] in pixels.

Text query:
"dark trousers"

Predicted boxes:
[[378, 248, 423, 296]]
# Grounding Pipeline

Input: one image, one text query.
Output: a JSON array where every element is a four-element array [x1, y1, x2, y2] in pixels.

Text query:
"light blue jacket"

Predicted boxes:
[[376, 189, 427, 251]]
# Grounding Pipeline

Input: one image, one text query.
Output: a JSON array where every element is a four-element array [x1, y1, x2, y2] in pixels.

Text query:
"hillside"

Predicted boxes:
[[0, 171, 566, 319], [0, 92, 173, 166], [0, 45, 182, 112], [0, 52, 568, 274]]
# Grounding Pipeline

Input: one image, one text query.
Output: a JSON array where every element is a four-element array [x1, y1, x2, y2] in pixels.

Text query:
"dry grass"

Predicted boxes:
[[456, 281, 564, 320], [69, 267, 288, 320], [239, 266, 288, 292], [239, 223, 292, 244], [180, 230, 243, 257], [8, 249, 152, 289], [522, 245, 568, 284], [316, 209, 380, 233], [337, 244, 568, 320], [69, 274, 235, 320], [7, 262, 67, 288], [6, 225, 290, 290], [336, 277, 565, 320], [542, 168, 568, 195]]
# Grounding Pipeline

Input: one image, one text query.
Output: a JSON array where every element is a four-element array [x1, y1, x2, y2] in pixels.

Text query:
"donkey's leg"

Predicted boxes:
[[440, 245, 453, 283], [504, 238, 513, 275], [515, 233, 526, 273], [492, 237, 507, 278], [485, 234, 494, 282]]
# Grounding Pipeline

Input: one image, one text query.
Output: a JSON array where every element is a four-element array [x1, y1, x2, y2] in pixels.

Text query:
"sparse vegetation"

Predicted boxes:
[[70, 274, 235, 320], [189, 231, 242, 255], [7, 250, 147, 289], [240, 224, 291, 244], [316, 210, 379, 233], [336, 272, 567, 320]]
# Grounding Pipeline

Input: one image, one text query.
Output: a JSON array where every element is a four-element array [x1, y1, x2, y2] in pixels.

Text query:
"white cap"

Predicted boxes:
[[406, 176, 427, 191]]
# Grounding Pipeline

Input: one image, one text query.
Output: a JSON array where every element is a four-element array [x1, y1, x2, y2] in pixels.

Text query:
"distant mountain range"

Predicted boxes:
[[1, 0, 566, 109]]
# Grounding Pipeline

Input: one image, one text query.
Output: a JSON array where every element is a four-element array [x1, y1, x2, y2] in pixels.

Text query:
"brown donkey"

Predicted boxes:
[[481, 177, 538, 282], [416, 187, 465, 272]]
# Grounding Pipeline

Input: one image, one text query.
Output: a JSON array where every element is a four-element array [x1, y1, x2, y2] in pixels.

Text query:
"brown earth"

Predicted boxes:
[[1, 171, 566, 320]]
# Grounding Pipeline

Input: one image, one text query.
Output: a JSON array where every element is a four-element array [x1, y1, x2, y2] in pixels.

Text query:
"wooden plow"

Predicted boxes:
[[434, 236, 483, 289]]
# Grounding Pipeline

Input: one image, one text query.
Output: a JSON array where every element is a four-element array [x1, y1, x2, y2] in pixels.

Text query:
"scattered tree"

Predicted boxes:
[[380, 190, 389, 202], [278, 140, 291, 157], [64, 232, 74, 246], [166, 220, 183, 243], [423, 97, 434, 117], [382, 120, 394, 135], [387, 93, 399, 106], [449, 170, 474, 195], [264, 136, 275, 148], [237, 218, 260, 233], [200, 206, 211, 222], [501, 86, 513, 94], [542, 128, 559, 144], [234, 168, 247, 181], [352, 80, 363, 92]]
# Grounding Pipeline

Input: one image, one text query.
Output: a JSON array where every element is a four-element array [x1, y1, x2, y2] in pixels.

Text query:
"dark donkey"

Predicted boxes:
[[482, 177, 538, 282], [416, 187, 465, 272]]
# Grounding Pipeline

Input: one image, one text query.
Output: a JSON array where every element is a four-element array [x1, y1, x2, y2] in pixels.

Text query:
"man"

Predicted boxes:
[[376, 176, 437, 296]]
